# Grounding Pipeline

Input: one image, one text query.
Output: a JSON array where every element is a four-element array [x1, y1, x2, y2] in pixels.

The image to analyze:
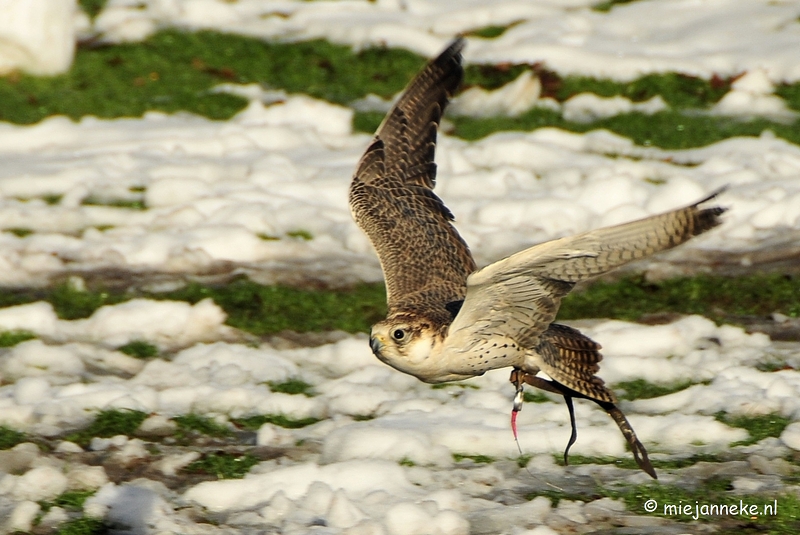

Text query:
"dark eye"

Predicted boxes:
[[392, 329, 406, 341]]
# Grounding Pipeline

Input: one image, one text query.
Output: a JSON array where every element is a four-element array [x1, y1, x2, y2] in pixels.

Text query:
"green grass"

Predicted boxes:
[[0, 330, 36, 347], [355, 105, 800, 150], [0, 273, 793, 337], [5, 29, 798, 152], [79, 0, 108, 20], [523, 390, 551, 403], [777, 82, 800, 112], [267, 379, 315, 396], [64, 409, 148, 446], [46, 283, 127, 320], [55, 517, 106, 535], [558, 274, 800, 323], [286, 229, 314, 241], [231, 414, 321, 430], [612, 482, 800, 533], [452, 453, 495, 464], [185, 452, 259, 479], [81, 196, 146, 210], [0, 425, 26, 449], [544, 70, 731, 108], [5, 227, 33, 237], [592, 0, 641, 13], [173, 414, 232, 438], [448, 107, 800, 150], [614, 379, 701, 401], [465, 25, 514, 39], [526, 478, 800, 533], [0, 281, 127, 321], [161, 279, 386, 335], [41, 490, 96, 514], [0, 30, 426, 124], [715, 412, 792, 446], [116, 340, 159, 358], [757, 359, 794, 372], [615, 476, 733, 513], [558, 454, 641, 470], [516, 454, 533, 468], [562, 452, 725, 471]]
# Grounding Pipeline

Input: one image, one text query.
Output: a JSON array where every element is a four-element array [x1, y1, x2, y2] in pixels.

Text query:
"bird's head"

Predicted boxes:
[[369, 318, 437, 376]]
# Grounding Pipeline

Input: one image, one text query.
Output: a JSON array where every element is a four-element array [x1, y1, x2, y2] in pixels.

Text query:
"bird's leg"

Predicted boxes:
[[563, 395, 577, 466], [512, 371, 579, 466], [513, 370, 657, 479], [596, 400, 657, 479]]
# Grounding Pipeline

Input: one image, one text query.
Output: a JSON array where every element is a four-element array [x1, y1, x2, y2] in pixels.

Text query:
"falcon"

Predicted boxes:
[[348, 38, 726, 479]]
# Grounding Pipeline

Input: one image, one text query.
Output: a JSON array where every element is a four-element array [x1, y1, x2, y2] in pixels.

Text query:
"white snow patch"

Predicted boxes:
[[0, 0, 76, 75], [184, 460, 419, 513]]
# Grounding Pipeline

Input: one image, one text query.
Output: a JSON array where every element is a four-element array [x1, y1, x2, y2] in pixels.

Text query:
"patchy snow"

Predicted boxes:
[[82, 0, 800, 83], [0, 1, 799, 534], [0, 300, 797, 532], [0, 97, 797, 288], [0, 0, 77, 75]]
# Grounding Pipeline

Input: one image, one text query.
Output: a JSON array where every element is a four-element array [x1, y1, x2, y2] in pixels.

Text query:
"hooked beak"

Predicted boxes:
[[370, 335, 384, 356]]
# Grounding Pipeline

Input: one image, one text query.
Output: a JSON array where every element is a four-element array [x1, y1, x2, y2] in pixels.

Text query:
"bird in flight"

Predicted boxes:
[[349, 38, 726, 479]]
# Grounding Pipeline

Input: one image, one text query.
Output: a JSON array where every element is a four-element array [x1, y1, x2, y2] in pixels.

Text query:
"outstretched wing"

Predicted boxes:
[[349, 39, 475, 321], [448, 189, 727, 351]]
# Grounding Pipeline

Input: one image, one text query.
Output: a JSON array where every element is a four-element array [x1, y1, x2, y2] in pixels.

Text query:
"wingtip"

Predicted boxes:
[[439, 36, 466, 63], [694, 185, 729, 207], [448, 35, 466, 53], [692, 185, 730, 233]]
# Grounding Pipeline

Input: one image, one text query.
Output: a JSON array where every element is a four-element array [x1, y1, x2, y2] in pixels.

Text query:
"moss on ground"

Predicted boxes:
[[55, 517, 106, 535], [64, 409, 148, 446], [592, 0, 642, 13], [0, 273, 794, 336], [79, 0, 108, 20], [117, 339, 159, 358], [41, 490, 96, 513], [715, 412, 792, 446], [184, 451, 260, 479], [173, 414, 233, 439], [232, 414, 321, 430], [3, 30, 799, 150], [557, 273, 800, 323], [267, 379, 315, 396], [0, 425, 26, 449], [562, 452, 726, 471], [0, 330, 36, 347], [614, 379, 702, 401], [0, 30, 424, 124], [452, 453, 495, 464]]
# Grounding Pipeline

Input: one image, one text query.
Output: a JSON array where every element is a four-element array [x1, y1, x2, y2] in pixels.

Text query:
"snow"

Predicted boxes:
[[0, 0, 76, 75], [0, 1, 799, 534], [0, 97, 797, 288], [77, 0, 800, 83]]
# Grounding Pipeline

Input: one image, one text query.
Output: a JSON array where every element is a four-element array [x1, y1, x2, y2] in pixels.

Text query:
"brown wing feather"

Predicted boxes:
[[349, 39, 475, 322], [540, 324, 616, 403], [537, 336, 616, 404]]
